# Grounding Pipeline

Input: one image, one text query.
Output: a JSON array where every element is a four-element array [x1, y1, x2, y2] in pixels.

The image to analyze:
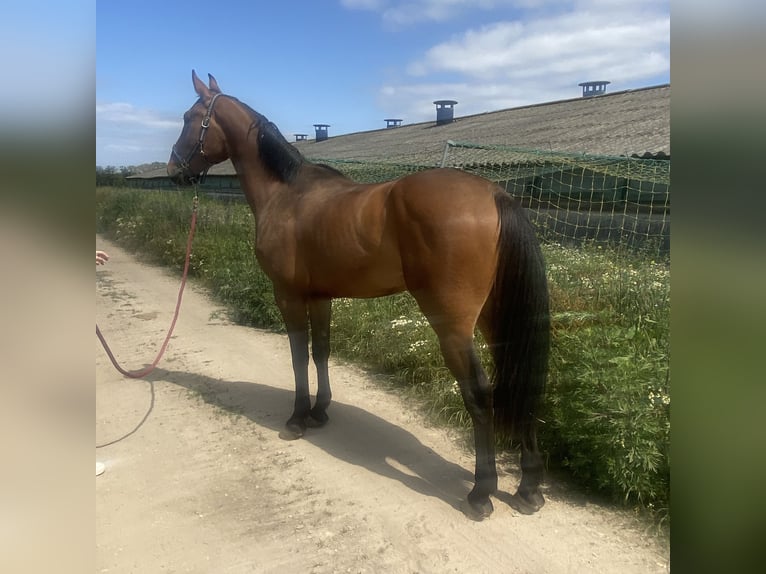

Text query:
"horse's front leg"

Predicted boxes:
[[275, 293, 311, 440], [307, 298, 332, 427]]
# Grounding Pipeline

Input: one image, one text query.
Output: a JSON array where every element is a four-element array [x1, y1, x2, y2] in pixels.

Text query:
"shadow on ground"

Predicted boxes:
[[149, 368, 545, 516]]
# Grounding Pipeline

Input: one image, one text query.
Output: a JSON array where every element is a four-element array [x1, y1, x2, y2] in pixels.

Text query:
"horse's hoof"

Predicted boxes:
[[306, 410, 329, 428], [279, 421, 305, 440], [516, 489, 545, 514], [461, 497, 494, 522]]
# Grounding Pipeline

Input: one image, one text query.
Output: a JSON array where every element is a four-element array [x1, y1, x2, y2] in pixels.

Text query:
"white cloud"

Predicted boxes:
[[377, 2, 668, 121], [96, 102, 181, 131], [409, 11, 668, 81], [342, 0, 670, 27], [340, 0, 387, 8], [341, 0, 528, 26], [96, 103, 183, 167], [387, 0, 512, 25]]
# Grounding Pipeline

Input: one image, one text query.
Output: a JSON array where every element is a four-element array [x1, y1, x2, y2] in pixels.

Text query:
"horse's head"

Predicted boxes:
[[167, 70, 228, 185]]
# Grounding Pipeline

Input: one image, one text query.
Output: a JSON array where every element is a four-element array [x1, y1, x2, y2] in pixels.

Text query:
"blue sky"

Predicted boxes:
[[96, 0, 669, 167]]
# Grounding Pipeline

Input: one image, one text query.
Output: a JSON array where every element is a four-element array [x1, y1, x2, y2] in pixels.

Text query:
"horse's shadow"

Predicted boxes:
[[151, 368, 534, 515]]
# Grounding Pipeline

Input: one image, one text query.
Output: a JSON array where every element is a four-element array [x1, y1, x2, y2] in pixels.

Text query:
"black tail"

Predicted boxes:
[[490, 192, 550, 445]]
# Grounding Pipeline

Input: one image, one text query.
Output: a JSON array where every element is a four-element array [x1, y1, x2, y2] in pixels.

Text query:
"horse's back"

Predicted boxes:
[[398, 167, 500, 196]]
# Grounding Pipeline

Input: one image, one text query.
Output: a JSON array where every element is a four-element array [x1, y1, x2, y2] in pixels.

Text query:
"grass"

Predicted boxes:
[[543, 243, 670, 517], [96, 186, 669, 522]]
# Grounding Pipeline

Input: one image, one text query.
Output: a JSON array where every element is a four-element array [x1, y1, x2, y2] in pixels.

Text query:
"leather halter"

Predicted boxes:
[[171, 92, 222, 183]]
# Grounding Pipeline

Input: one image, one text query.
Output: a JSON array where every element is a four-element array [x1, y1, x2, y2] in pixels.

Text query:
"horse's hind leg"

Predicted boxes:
[[423, 313, 497, 520], [518, 429, 545, 512], [307, 298, 332, 426], [479, 300, 545, 513]]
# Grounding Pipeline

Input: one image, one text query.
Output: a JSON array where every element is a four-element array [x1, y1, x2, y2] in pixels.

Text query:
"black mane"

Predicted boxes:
[[241, 102, 304, 183], [316, 163, 347, 177]]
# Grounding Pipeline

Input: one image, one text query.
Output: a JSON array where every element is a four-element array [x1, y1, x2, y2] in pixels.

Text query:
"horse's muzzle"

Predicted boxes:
[[167, 159, 195, 186], [167, 161, 184, 184]]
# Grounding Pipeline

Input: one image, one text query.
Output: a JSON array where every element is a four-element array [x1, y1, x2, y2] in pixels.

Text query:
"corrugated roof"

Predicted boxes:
[[133, 84, 669, 179], [297, 84, 669, 161]]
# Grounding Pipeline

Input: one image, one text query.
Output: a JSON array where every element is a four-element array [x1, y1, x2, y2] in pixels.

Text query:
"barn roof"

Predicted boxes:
[[134, 84, 669, 179], [295, 84, 669, 162]]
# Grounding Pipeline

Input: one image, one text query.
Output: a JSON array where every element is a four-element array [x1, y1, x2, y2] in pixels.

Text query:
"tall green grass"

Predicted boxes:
[[544, 243, 669, 518], [96, 187, 669, 519]]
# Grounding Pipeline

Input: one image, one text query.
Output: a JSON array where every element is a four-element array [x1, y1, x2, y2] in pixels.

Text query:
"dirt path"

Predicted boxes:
[[96, 237, 668, 573]]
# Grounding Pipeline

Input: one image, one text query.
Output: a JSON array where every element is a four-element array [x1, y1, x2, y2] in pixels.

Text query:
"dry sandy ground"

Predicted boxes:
[[96, 237, 669, 573]]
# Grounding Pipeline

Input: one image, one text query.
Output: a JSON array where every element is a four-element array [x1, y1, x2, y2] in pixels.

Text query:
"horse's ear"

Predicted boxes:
[[208, 74, 221, 93], [192, 69, 212, 101]]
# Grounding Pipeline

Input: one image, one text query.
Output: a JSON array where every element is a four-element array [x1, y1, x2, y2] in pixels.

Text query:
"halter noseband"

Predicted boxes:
[[171, 92, 222, 183]]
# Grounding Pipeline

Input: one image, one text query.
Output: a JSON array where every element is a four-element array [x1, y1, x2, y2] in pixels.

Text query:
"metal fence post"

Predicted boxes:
[[440, 140, 455, 168]]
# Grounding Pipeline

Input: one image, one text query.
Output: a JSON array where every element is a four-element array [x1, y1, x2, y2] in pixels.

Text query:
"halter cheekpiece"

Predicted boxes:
[[171, 92, 222, 183]]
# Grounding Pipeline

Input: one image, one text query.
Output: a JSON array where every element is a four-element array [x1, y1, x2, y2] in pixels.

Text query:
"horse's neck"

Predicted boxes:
[[218, 99, 280, 211], [232, 156, 282, 215]]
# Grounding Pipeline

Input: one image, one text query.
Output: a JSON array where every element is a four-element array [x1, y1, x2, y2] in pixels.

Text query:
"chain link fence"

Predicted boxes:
[[312, 141, 670, 256], [130, 141, 669, 256]]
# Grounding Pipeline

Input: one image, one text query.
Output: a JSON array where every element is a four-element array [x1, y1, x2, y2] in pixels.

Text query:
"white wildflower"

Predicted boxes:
[[408, 340, 427, 352], [390, 316, 413, 329]]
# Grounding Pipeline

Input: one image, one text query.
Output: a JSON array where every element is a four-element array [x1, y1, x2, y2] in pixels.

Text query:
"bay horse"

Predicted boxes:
[[168, 71, 550, 520]]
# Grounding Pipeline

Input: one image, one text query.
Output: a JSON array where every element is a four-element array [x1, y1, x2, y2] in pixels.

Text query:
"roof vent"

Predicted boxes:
[[313, 124, 330, 142], [578, 81, 610, 97], [384, 118, 403, 129], [294, 134, 308, 142], [433, 100, 458, 125]]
